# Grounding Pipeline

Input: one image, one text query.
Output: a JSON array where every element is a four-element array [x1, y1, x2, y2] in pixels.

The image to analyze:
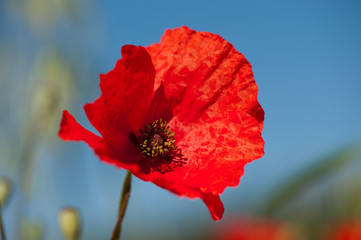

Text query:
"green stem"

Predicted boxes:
[[110, 171, 132, 240], [0, 205, 6, 240]]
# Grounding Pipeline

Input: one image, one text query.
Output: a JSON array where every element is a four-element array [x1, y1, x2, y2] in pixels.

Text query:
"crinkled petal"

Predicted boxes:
[[126, 110, 263, 220], [85, 45, 155, 148], [146, 26, 264, 141], [126, 168, 224, 220], [140, 109, 263, 193], [144, 27, 264, 220], [176, 110, 264, 194]]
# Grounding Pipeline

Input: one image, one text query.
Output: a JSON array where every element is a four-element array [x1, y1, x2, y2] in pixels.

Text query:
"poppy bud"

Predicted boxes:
[[0, 178, 10, 207], [58, 207, 81, 240]]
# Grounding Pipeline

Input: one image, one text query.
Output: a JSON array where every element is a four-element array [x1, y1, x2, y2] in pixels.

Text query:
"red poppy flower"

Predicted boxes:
[[58, 26, 264, 221], [325, 220, 361, 240], [211, 216, 296, 240]]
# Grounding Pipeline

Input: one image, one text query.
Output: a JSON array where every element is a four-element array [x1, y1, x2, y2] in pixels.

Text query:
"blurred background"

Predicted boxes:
[[1, 0, 361, 239]]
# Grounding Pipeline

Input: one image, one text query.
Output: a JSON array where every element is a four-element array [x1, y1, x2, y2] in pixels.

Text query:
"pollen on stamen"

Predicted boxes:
[[138, 119, 176, 160]]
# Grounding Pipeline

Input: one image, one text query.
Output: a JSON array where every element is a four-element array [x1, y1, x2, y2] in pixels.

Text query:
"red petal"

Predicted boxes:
[[128, 110, 263, 220], [202, 193, 224, 221], [58, 110, 142, 171], [58, 110, 107, 157], [176, 110, 264, 194], [144, 82, 173, 125], [143, 27, 264, 220], [84, 45, 155, 147], [146, 26, 264, 140]]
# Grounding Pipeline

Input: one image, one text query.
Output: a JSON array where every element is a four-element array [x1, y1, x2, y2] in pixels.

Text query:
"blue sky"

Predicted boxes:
[[1, 0, 361, 239]]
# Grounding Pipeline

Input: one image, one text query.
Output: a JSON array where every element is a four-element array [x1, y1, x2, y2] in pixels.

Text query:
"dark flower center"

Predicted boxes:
[[151, 134, 164, 147], [138, 119, 175, 160]]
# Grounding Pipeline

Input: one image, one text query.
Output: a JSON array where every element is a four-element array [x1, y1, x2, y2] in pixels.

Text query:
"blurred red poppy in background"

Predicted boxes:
[[211, 216, 296, 240], [325, 220, 361, 240], [58, 26, 264, 220]]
